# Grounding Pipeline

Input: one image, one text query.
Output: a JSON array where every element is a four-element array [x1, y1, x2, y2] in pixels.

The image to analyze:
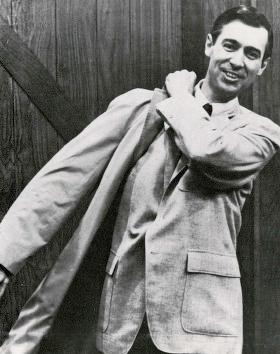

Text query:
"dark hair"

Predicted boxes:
[[210, 5, 273, 60]]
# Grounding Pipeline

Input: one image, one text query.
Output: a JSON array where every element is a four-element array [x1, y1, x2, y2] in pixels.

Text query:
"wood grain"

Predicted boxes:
[[0, 0, 14, 342], [0, 13, 86, 142], [130, 0, 182, 90], [96, 0, 131, 114], [0, 0, 59, 344], [252, 1, 280, 353], [39, 1, 99, 352], [56, 0, 98, 123]]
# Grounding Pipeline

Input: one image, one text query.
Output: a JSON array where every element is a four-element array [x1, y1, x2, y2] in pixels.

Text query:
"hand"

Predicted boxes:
[[0, 269, 9, 299], [165, 70, 197, 98]]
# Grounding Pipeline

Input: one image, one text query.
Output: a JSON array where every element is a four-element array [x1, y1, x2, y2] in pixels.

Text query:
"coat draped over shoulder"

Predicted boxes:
[[0, 88, 166, 354]]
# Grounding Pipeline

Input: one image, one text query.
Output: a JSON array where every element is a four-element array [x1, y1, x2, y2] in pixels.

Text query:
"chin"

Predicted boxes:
[[215, 86, 240, 101], [218, 81, 241, 97]]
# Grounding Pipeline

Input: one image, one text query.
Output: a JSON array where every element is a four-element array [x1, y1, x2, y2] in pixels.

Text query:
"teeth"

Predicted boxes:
[[225, 71, 238, 79]]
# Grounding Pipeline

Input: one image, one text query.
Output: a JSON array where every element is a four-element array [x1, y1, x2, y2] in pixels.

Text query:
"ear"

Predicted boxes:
[[257, 57, 270, 76], [205, 34, 214, 58]]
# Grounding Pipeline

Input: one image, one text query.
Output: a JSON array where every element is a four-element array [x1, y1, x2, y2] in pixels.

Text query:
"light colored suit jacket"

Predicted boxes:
[[1, 88, 280, 354], [96, 91, 280, 354]]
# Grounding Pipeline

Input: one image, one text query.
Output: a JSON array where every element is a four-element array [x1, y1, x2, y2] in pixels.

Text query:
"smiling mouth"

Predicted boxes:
[[223, 70, 242, 81]]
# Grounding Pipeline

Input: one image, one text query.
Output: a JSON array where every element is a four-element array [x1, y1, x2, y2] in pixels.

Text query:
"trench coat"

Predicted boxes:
[[1, 87, 280, 354], [0, 88, 165, 354]]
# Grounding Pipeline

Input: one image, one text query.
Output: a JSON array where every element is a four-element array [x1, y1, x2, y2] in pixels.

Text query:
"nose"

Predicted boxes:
[[229, 49, 245, 68]]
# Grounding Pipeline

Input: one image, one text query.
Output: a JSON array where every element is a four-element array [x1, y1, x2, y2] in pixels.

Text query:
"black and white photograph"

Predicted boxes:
[[0, 1, 280, 353]]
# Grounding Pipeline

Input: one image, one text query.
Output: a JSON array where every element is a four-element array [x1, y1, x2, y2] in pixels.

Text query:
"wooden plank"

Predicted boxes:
[[130, 0, 154, 89], [56, 0, 98, 123], [0, 0, 14, 344], [159, 0, 182, 78], [130, 0, 182, 90], [181, 0, 205, 80], [38, 1, 99, 353], [0, 13, 86, 141], [0, 0, 13, 221], [0, 0, 60, 345], [237, 194, 256, 354], [96, 0, 131, 114], [252, 1, 280, 353]]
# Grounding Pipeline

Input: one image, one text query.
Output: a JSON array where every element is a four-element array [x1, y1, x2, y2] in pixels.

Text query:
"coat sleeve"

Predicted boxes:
[[0, 89, 152, 274], [156, 94, 280, 190]]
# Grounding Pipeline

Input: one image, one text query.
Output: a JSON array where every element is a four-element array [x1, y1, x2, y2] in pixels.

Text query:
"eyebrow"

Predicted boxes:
[[222, 38, 261, 56]]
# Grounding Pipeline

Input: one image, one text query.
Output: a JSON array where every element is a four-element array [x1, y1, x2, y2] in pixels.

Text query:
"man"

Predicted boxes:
[[0, 5, 280, 354]]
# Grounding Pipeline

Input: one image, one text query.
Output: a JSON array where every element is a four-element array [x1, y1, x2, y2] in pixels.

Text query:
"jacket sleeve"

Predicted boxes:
[[156, 94, 280, 190], [0, 89, 152, 274]]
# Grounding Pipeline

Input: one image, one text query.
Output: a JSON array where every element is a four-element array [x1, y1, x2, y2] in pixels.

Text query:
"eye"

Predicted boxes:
[[245, 50, 260, 60], [223, 41, 237, 51]]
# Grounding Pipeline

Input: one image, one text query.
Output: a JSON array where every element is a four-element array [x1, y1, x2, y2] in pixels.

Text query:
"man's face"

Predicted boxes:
[[203, 20, 269, 102]]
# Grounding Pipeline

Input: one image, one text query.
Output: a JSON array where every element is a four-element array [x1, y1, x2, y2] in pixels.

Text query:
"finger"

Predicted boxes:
[[182, 69, 196, 77], [165, 73, 173, 81], [183, 70, 195, 78], [166, 72, 177, 78], [191, 71, 197, 78]]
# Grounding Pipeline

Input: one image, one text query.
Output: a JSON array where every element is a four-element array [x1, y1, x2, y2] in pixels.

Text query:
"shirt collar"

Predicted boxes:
[[164, 79, 241, 131], [194, 79, 240, 119]]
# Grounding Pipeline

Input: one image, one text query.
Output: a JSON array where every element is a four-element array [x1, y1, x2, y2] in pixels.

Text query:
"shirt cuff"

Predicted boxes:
[[0, 263, 13, 277]]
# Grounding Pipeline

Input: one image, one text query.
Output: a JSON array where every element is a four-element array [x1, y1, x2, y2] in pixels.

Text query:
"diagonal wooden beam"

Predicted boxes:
[[0, 14, 88, 142]]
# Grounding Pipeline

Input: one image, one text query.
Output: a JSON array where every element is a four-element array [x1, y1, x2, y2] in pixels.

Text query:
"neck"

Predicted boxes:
[[201, 76, 237, 103]]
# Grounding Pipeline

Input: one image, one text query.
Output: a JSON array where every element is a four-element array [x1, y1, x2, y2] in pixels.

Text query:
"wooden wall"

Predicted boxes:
[[0, 1, 279, 353]]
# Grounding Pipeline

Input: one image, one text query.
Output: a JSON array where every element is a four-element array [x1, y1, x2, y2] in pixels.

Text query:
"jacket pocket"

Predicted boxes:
[[98, 250, 118, 332], [181, 250, 242, 337]]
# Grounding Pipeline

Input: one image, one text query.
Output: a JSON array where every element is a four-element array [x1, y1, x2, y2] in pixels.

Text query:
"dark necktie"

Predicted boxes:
[[203, 103, 213, 116], [164, 128, 181, 191]]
